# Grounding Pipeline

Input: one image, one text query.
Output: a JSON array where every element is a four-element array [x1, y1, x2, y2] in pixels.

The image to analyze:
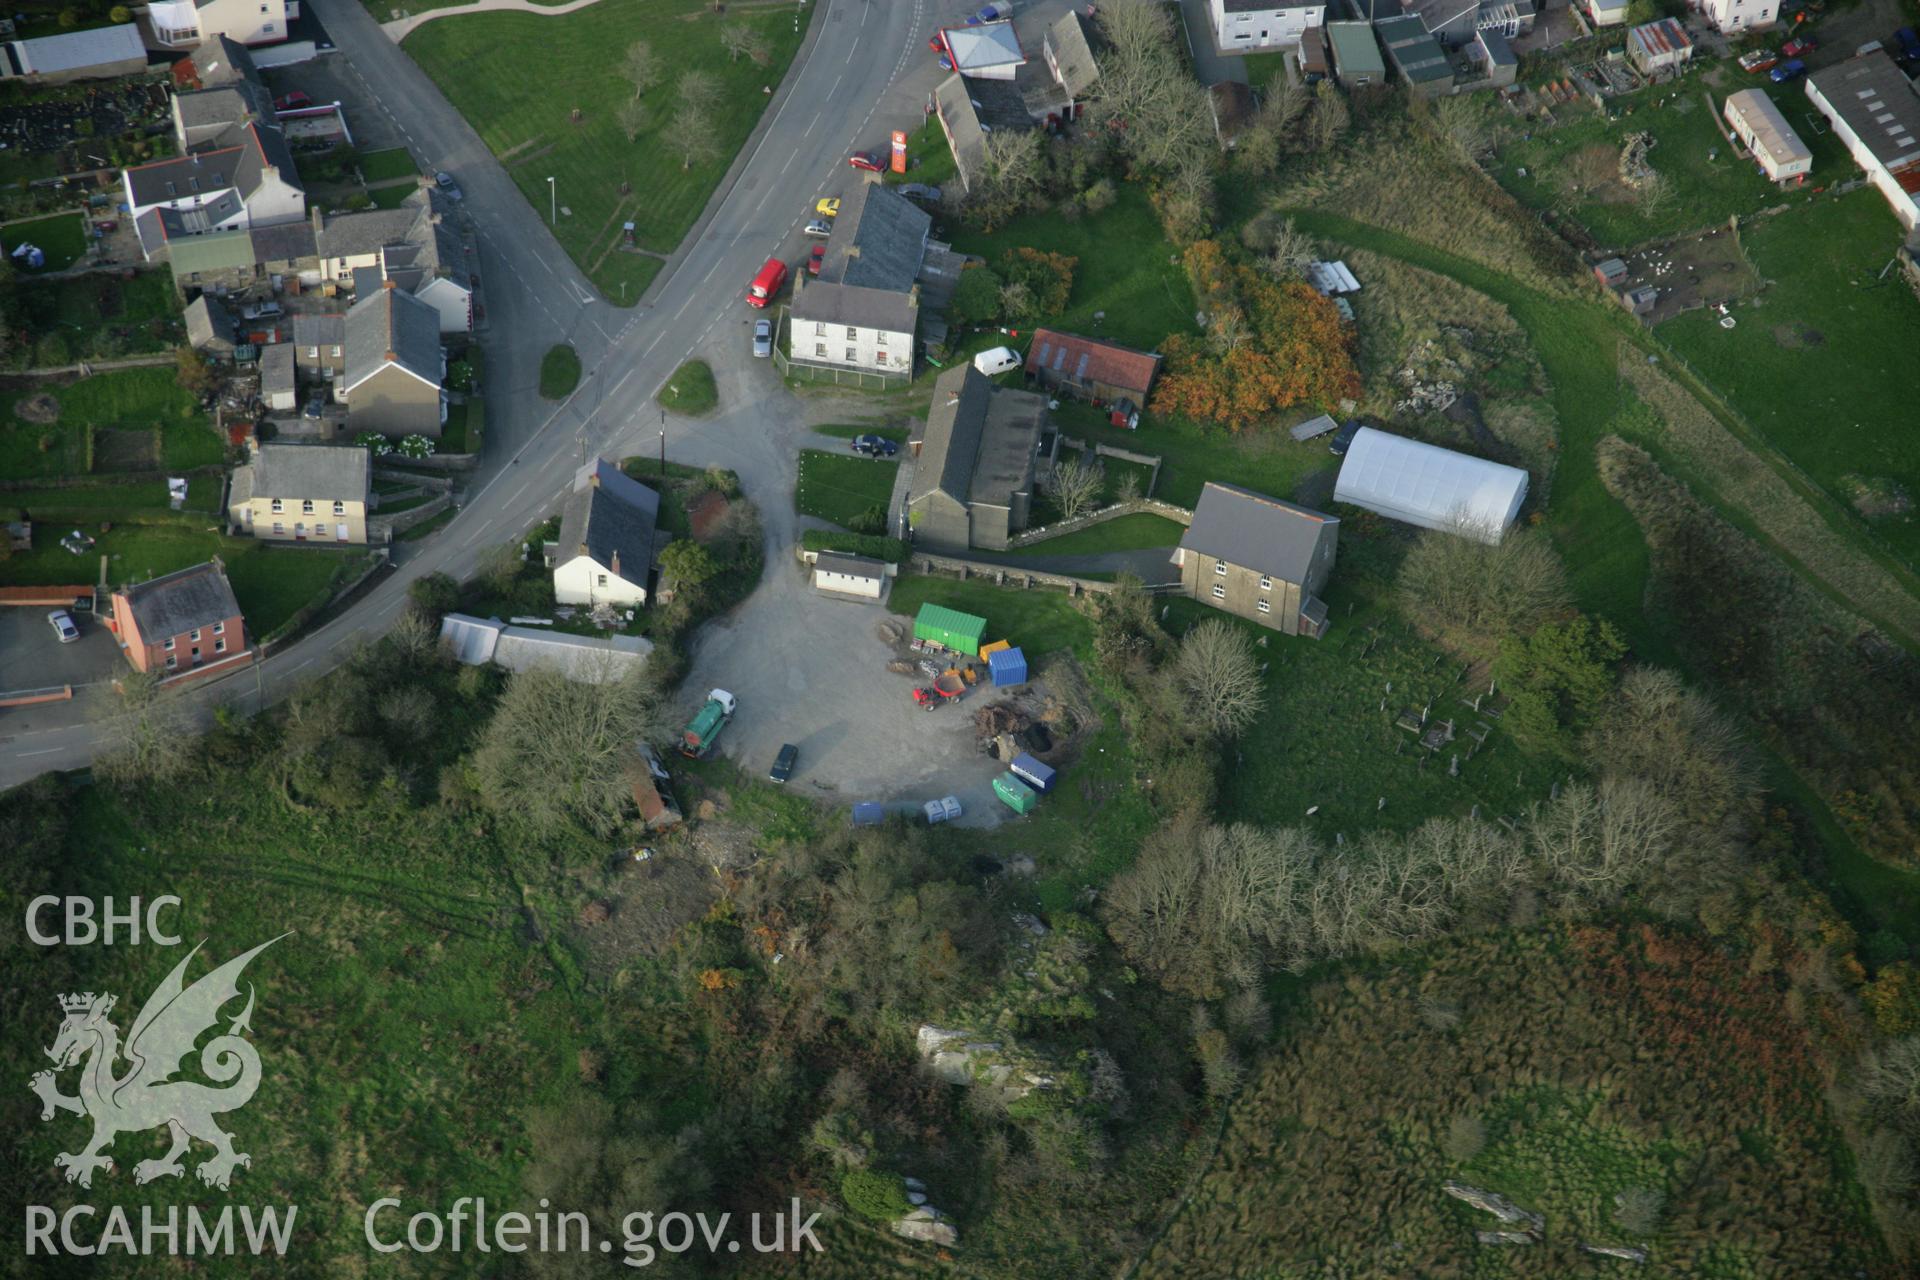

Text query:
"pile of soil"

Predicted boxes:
[[14, 393, 59, 424]]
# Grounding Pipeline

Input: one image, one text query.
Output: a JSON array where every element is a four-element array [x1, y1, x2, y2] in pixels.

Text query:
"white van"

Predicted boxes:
[[972, 346, 1021, 377]]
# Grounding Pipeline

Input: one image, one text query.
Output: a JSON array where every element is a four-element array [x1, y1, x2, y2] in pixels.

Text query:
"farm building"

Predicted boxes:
[[1175, 481, 1340, 639], [1625, 18, 1692, 75], [1024, 329, 1162, 406], [436, 613, 653, 684], [1331, 427, 1528, 543], [1723, 90, 1811, 184], [1805, 52, 1920, 231], [812, 553, 888, 599]]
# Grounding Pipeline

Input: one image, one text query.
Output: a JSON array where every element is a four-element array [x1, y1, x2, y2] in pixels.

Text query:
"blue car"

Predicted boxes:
[[1769, 58, 1806, 83], [1896, 27, 1920, 64]]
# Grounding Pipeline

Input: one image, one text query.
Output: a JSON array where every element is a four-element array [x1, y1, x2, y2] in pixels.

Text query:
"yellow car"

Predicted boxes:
[[815, 197, 840, 218]]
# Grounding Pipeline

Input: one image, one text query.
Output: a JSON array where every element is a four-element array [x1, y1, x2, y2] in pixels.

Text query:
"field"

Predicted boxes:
[[5, 475, 221, 514], [1134, 926, 1890, 1278], [1, 209, 88, 271], [404, 0, 808, 302], [1006, 512, 1187, 558], [947, 186, 1198, 352], [1489, 81, 1850, 250], [1657, 191, 1920, 562], [1047, 399, 1335, 511], [0, 368, 224, 479], [794, 449, 896, 529], [7, 270, 183, 369]]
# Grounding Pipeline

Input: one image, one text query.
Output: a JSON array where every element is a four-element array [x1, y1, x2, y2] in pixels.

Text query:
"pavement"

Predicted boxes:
[[380, 0, 611, 42], [0, 0, 1027, 807], [1177, 0, 1250, 87]]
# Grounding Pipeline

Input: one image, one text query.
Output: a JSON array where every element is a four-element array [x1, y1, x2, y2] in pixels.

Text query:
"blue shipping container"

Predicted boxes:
[[1009, 753, 1055, 793], [988, 646, 1028, 686]]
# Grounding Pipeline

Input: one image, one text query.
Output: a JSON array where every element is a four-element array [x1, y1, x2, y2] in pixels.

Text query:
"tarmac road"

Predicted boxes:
[[0, 0, 950, 790]]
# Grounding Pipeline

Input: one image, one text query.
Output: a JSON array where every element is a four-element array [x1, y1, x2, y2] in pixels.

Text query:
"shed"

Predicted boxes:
[[1305, 261, 1361, 295], [259, 343, 296, 412], [1723, 89, 1811, 183], [1331, 427, 1528, 543], [1010, 752, 1056, 793], [979, 638, 1013, 661], [1619, 285, 1658, 315], [914, 603, 988, 654], [988, 646, 1028, 687], [1327, 21, 1385, 86], [942, 21, 1025, 80], [1592, 257, 1630, 285], [1626, 18, 1692, 75], [994, 772, 1039, 815], [1375, 15, 1454, 98], [813, 552, 887, 599], [1298, 26, 1330, 83], [1475, 28, 1517, 88]]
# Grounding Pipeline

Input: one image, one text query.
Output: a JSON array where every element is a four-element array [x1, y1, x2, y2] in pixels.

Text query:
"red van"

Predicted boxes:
[[746, 257, 786, 308]]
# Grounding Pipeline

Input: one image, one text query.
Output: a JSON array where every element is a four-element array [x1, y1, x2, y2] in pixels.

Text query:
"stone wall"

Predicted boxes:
[[1055, 434, 1165, 496], [911, 551, 1180, 597], [1007, 497, 1192, 549]]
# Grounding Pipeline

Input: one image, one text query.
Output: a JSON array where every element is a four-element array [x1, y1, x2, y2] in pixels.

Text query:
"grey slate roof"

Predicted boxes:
[[814, 552, 887, 581], [185, 295, 238, 350], [174, 84, 272, 137], [250, 220, 316, 264], [249, 442, 370, 502], [815, 183, 930, 292], [790, 280, 919, 335], [1376, 14, 1453, 84], [185, 34, 261, 89], [316, 206, 419, 261], [18, 22, 145, 75], [1809, 51, 1920, 173], [259, 343, 295, 399], [915, 365, 1046, 509], [557, 458, 660, 582], [343, 284, 441, 392], [1045, 10, 1102, 98], [125, 120, 301, 208], [933, 72, 1034, 191], [119, 560, 243, 639], [1180, 482, 1339, 585], [293, 312, 345, 349]]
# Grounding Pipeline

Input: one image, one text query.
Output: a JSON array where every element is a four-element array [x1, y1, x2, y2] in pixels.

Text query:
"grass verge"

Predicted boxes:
[[657, 360, 717, 416], [539, 344, 581, 400]]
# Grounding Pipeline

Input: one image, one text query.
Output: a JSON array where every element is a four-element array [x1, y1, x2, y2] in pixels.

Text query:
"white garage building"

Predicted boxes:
[[812, 552, 889, 599], [1332, 428, 1529, 544]]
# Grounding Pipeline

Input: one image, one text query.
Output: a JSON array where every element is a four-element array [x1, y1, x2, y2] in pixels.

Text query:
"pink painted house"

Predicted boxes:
[[106, 559, 253, 685]]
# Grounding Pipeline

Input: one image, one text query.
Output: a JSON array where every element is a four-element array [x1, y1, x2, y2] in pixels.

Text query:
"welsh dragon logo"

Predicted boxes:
[[30, 936, 287, 1191]]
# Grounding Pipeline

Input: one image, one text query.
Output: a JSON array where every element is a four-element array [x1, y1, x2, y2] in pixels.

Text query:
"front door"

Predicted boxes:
[[336, 523, 349, 542], [294, 522, 306, 540]]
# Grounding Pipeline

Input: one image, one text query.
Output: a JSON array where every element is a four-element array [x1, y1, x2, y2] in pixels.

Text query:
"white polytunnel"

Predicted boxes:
[[1332, 427, 1530, 544]]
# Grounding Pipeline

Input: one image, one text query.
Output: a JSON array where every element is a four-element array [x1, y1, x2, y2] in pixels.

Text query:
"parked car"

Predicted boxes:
[[927, 34, 947, 53], [47, 609, 79, 644], [849, 151, 884, 173], [808, 243, 826, 276], [937, 54, 954, 71], [1780, 36, 1817, 57], [898, 183, 943, 205], [434, 171, 463, 200], [972, 346, 1021, 376], [815, 197, 841, 218], [1328, 419, 1363, 456], [241, 300, 282, 320], [1769, 58, 1807, 83], [769, 744, 799, 784], [273, 91, 312, 112], [752, 318, 772, 358], [852, 434, 898, 458], [966, 4, 1009, 25], [1737, 49, 1779, 73], [1897, 28, 1920, 63], [803, 218, 833, 237]]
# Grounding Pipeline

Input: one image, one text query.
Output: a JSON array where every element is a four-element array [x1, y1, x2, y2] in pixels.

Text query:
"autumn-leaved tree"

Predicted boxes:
[[1152, 240, 1360, 431]]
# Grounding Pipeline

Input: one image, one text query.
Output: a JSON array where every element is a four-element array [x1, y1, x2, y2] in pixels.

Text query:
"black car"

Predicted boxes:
[[1328, 419, 1364, 456], [852, 434, 898, 458], [769, 744, 799, 784]]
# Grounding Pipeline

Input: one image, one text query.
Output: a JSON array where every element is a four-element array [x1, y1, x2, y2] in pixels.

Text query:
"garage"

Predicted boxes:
[[812, 552, 888, 599]]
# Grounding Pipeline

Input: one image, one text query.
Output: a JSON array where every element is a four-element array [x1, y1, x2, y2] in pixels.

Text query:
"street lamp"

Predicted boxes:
[[658, 407, 667, 476], [547, 176, 556, 225]]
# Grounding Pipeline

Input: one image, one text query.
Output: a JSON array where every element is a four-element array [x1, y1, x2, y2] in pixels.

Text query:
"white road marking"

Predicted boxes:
[[20, 748, 63, 757]]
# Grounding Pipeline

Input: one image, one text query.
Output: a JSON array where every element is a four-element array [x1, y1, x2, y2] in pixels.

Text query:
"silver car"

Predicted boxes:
[[47, 609, 79, 643], [752, 318, 773, 358], [802, 219, 833, 237]]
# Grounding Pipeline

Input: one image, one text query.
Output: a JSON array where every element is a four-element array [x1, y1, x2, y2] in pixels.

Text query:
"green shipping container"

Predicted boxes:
[[914, 603, 988, 654], [994, 772, 1039, 815]]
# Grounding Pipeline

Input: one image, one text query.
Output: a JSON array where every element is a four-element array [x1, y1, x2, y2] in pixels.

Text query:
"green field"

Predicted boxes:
[[948, 185, 1198, 351], [1657, 191, 1920, 562], [658, 359, 717, 416], [1007, 512, 1187, 559], [359, 146, 420, 183], [886, 572, 1093, 661], [5, 476, 221, 514], [1, 209, 88, 272], [0, 368, 224, 480], [1048, 398, 1335, 511], [795, 449, 896, 529], [1490, 82, 1851, 249], [404, 0, 808, 302], [7, 269, 183, 370]]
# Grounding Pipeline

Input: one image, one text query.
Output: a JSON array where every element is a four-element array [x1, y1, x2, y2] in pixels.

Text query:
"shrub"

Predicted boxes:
[[407, 572, 460, 618], [949, 264, 1004, 326], [839, 1169, 910, 1222], [800, 529, 907, 563]]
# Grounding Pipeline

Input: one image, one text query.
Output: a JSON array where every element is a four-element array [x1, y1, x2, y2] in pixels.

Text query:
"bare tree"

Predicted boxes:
[[1427, 94, 1492, 163], [621, 40, 661, 102], [1527, 778, 1681, 911], [616, 98, 649, 143], [1172, 620, 1265, 739], [677, 70, 721, 116], [667, 105, 720, 170], [473, 665, 665, 838], [1044, 454, 1104, 522], [720, 22, 755, 62], [968, 129, 1046, 226], [1262, 217, 1318, 280], [1585, 666, 1758, 837], [1305, 81, 1350, 153], [1396, 526, 1570, 651], [92, 669, 195, 787]]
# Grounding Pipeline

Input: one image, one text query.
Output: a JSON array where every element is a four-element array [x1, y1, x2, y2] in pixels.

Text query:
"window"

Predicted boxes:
[[165, 655, 177, 670], [301, 500, 314, 514], [306, 346, 318, 359], [331, 345, 342, 359], [814, 323, 826, 337], [815, 343, 827, 357], [597, 574, 608, 587], [1214, 561, 1228, 576], [1211, 583, 1227, 600], [1257, 600, 1272, 615], [875, 351, 887, 366], [1258, 575, 1272, 590], [876, 331, 887, 345], [270, 498, 283, 513], [263, 21, 274, 31], [845, 348, 857, 362], [333, 501, 345, 515], [272, 522, 285, 536], [213, 621, 225, 636], [215, 639, 227, 654], [163, 637, 175, 652], [845, 327, 858, 339], [191, 629, 201, 642]]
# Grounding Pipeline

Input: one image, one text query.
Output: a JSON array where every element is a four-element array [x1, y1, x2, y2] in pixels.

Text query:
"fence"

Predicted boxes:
[[773, 346, 910, 390], [909, 552, 1181, 597], [1008, 497, 1192, 549]]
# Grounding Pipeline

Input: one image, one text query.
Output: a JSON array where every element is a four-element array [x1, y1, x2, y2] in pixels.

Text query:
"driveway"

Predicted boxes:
[[1178, 0, 1250, 86], [0, 606, 120, 695]]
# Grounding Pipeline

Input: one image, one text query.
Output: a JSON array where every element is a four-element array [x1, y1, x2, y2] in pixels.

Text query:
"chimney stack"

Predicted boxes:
[[611, 549, 622, 578]]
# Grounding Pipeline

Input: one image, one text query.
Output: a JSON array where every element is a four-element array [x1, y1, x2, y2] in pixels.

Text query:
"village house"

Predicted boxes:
[[1207, 0, 1329, 54], [226, 442, 371, 544], [908, 365, 1049, 552], [552, 458, 661, 608], [787, 183, 929, 385], [1692, 0, 1777, 35], [106, 560, 253, 684], [342, 283, 445, 437], [146, 0, 301, 51], [1174, 482, 1339, 639]]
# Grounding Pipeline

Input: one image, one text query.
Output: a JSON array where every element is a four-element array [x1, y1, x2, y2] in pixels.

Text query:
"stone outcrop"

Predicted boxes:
[[915, 1024, 1056, 1100]]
